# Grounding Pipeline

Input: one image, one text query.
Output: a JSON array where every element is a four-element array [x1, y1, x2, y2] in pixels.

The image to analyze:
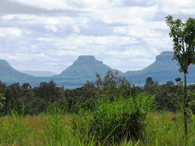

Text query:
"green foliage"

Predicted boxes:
[[144, 79, 185, 112], [72, 92, 155, 144], [146, 77, 154, 85], [95, 69, 131, 98], [187, 90, 195, 113], [175, 77, 181, 82], [165, 15, 195, 135], [165, 15, 195, 73]]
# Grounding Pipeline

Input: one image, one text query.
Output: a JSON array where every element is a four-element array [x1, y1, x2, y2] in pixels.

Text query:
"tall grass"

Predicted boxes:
[[1, 93, 195, 145], [142, 110, 195, 146], [72, 92, 156, 145], [0, 103, 97, 146]]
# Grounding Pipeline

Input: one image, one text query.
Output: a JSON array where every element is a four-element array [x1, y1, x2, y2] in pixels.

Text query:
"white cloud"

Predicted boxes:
[[145, 21, 168, 30], [143, 36, 172, 48], [1, 14, 76, 26], [72, 26, 80, 33], [0, 27, 22, 37], [56, 35, 138, 46], [37, 37, 53, 42], [160, 0, 195, 8], [45, 25, 58, 32], [45, 18, 60, 25], [57, 50, 81, 56], [2, 53, 47, 62], [114, 26, 161, 37], [36, 53, 46, 58], [59, 46, 77, 50], [2, 15, 15, 20], [180, 8, 195, 14], [103, 50, 158, 72], [95, 5, 158, 25], [1, 0, 195, 74], [159, 0, 195, 14]]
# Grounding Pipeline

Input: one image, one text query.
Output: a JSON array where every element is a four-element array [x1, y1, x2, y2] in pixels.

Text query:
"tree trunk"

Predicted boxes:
[[184, 72, 188, 136]]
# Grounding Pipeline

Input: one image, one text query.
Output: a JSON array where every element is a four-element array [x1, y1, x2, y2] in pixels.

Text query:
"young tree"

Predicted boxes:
[[165, 15, 195, 136]]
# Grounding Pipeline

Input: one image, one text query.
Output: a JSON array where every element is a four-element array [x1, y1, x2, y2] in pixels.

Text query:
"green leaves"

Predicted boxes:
[[73, 92, 156, 144], [165, 15, 195, 73]]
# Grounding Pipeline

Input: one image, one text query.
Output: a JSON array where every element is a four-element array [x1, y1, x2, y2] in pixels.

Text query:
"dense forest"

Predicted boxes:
[[1, 70, 195, 116]]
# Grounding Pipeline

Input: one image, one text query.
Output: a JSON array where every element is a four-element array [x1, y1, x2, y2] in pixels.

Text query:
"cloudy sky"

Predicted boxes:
[[0, 0, 195, 74]]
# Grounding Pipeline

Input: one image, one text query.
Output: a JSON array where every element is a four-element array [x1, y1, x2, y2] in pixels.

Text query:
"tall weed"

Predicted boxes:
[[72, 92, 156, 145]]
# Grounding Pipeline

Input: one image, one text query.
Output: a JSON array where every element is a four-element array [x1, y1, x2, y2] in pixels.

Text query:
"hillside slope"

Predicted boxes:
[[52, 55, 121, 86], [124, 51, 195, 85], [0, 59, 45, 86]]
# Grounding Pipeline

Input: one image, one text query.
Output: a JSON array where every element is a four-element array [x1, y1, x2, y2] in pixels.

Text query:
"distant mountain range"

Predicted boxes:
[[1, 51, 195, 88], [21, 70, 57, 77]]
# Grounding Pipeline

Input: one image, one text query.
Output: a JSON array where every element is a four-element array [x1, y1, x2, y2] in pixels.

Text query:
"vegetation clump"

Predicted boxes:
[[72, 92, 155, 145]]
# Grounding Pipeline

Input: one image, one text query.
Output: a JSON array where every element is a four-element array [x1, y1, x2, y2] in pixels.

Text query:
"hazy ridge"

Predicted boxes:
[[1, 51, 195, 88]]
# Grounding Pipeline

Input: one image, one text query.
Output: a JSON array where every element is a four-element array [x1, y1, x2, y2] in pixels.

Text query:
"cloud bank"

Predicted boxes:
[[0, 0, 195, 73]]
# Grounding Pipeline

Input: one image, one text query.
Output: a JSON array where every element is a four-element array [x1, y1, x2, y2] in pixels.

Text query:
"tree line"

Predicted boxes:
[[0, 69, 195, 116]]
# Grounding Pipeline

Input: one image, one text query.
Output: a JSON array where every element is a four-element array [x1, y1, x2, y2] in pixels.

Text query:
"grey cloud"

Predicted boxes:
[[0, 0, 51, 14], [0, 0, 86, 14]]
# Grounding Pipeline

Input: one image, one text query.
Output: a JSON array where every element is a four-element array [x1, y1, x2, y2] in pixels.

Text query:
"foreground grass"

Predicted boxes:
[[143, 111, 195, 146], [0, 114, 72, 146], [0, 111, 195, 146]]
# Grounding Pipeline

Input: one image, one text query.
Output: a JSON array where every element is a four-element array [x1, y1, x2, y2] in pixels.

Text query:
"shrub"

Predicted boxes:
[[72, 92, 155, 144]]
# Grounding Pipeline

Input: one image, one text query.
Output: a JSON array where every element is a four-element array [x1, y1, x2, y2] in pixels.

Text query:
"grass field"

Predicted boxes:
[[0, 111, 195, 146], [0, 92, 194, 146]]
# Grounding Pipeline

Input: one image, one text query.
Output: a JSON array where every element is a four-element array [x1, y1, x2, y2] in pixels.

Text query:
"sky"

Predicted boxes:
[[0, 0, 195, 74]]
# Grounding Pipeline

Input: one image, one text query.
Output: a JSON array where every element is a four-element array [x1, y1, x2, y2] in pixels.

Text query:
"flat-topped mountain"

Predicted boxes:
[[58, 55, 120, 77], [124, 51, 195, 85], [52, 55, 121, 87], [1, 51, 195, 88]]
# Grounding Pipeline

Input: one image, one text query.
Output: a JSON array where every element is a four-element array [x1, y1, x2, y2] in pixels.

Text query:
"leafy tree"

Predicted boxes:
[[146, 77, 154, 85], [165, 15, 195, 135], [95, 70, 131, 98], [175, 77, 181, 83], [166, 81, 174, 87], [33, 80, 64, 103]]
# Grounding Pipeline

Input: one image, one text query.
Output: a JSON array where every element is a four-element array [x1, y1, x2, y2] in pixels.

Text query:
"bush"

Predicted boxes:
[[72, 92, 155, 144]]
